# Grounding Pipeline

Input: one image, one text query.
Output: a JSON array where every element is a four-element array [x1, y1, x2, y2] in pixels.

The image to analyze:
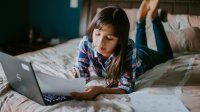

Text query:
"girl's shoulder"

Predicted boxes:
[[78, 36, 93, 50], [79, 36, 92, 44], [81, 36, 91, 42]]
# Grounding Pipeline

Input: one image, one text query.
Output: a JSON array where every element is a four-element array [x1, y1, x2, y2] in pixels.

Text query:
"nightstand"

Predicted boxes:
[[1, 43, 52, 55]]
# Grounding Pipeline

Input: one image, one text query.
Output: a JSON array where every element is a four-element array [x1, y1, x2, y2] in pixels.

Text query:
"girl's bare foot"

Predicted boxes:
[[137, 0, 150, 22], [148, 0, 159, 19]]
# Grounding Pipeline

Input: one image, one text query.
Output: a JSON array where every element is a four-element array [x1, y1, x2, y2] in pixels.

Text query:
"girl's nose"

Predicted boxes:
[[99, 37, 105, 46]]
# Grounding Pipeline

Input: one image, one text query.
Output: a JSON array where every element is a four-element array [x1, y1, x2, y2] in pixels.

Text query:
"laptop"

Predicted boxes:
[[0, 52, 73, 105]]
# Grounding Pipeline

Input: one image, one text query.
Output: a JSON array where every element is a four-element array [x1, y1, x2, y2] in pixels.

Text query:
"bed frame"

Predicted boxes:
[[79, 0, 200, 36]]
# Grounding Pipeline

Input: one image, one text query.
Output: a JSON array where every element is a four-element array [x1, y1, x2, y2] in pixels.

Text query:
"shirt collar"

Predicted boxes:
[[94, 47, 99, 58], [93, 47, 114, 64]]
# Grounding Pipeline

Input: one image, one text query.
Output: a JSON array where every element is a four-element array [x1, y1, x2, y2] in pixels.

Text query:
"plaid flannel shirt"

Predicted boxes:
[[74, 36, 144, 93]]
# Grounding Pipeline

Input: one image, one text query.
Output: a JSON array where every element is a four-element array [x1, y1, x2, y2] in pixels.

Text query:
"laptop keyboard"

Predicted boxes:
[[42, 94, 72, 105]]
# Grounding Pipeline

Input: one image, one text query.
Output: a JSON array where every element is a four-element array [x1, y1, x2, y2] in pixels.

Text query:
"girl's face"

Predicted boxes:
[[92, 24, 119, 58]]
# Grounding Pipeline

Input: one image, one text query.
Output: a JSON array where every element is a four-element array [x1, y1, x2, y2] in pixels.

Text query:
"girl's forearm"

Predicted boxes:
[[99, 87, 126, 94], [70, 86, 126, 100]]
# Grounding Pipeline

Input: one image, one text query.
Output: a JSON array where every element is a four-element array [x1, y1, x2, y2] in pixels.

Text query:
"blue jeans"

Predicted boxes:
[[135, 17, 173, 71]]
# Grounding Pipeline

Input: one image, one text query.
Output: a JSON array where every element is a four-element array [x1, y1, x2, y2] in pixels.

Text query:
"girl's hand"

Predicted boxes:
[[70, 86, 104, 100]]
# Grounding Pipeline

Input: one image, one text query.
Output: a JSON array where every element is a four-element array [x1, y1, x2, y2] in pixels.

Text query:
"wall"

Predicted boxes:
[[0, 0, 29, 44], [29, 0, 82, 40], [0, 0, 82, 45]]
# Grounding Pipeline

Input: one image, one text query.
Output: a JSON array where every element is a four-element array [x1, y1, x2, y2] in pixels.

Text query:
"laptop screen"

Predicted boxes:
[[0, 52, 45, 105]]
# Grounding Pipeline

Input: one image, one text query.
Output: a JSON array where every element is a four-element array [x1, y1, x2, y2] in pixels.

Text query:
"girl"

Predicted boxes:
[[71, 0, 173, 100]]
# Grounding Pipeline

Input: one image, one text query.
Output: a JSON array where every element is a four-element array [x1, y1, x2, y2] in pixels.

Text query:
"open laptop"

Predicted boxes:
[[0, 52, 73, 105]]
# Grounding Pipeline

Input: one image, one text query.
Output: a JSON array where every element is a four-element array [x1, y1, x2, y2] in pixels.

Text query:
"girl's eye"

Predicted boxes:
[[95, 30, 100, 36], [107, 36, 114, 40], [95, 33, 100, 36], [107, 37, 113, 40]]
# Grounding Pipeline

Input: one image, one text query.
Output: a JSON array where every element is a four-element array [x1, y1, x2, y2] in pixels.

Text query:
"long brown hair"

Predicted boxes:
[[86, 6, 130, 87]]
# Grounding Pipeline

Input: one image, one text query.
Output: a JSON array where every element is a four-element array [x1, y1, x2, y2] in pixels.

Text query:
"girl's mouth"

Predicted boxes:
[[99, 47, 105, 51]]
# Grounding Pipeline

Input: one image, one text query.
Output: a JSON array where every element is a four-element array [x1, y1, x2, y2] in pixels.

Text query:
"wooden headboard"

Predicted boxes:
[[79, 0, 200, 36]]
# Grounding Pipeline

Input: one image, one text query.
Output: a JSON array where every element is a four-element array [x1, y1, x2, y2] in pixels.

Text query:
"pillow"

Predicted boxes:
[[123, 8, 138, 32], [167, 14, 189, 30], [164, 13, 200, 52], [188, 15, 200, 28], [170, 27, 200, 52]]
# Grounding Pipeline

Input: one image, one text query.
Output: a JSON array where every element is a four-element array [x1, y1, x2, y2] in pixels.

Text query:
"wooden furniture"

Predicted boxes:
[[1, 43, 52, 55]]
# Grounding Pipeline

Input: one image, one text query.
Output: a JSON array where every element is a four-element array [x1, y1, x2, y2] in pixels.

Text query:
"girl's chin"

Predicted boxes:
[[96, 50, 110, 57], [97, 50, 103, 54], [96, 49, 106, 55]]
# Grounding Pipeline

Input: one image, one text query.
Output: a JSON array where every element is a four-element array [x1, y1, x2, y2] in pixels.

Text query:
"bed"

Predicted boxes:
[[1, 0, 200, 112]]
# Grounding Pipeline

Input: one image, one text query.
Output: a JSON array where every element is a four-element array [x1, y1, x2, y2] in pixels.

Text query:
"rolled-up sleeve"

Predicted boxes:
[[74, 36, 91, 82]]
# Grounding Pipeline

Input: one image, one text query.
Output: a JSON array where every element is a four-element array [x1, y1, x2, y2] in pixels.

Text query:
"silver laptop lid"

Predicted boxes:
[[0, 52, 45, 105]]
